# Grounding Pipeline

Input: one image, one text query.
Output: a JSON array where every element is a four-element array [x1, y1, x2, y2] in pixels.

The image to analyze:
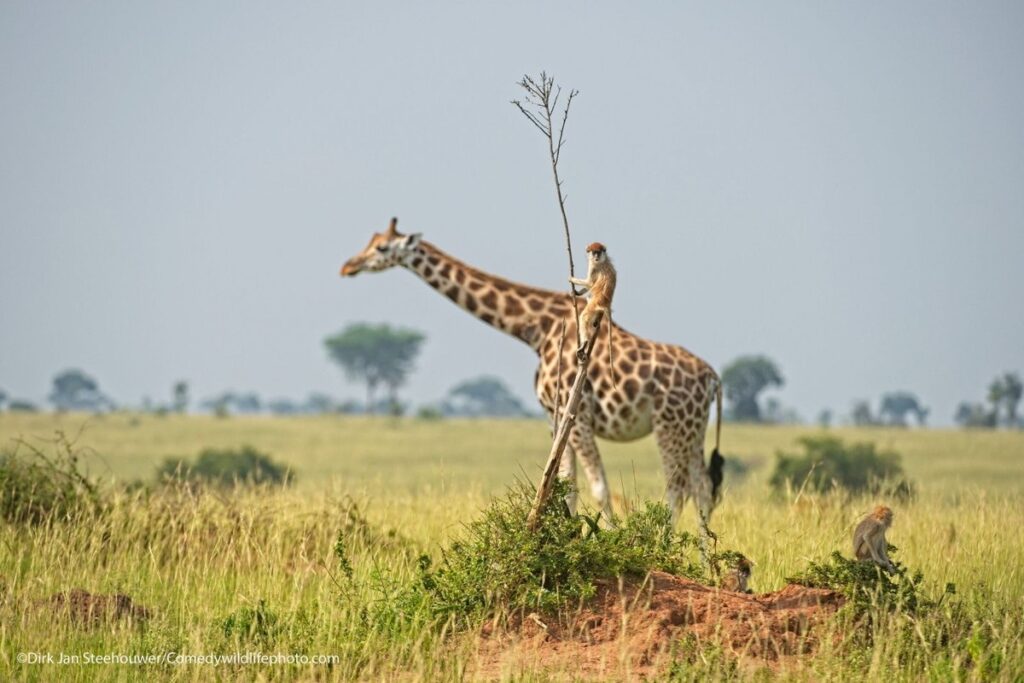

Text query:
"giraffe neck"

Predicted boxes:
[[402, 241, 571, 352]]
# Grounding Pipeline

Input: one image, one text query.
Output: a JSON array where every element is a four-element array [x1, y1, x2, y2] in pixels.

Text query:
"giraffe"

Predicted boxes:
[[340, 218, 725, 533]]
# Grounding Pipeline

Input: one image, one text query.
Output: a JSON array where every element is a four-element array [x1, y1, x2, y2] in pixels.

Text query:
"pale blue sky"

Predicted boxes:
[[1, 2, 1022, 424]]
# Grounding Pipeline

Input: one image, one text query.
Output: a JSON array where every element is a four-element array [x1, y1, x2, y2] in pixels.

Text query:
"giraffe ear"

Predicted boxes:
[[402, 233, 422, 249]]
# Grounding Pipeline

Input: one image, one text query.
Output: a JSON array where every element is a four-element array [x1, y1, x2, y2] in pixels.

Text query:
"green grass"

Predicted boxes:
[[1, 412, 1023, 680]]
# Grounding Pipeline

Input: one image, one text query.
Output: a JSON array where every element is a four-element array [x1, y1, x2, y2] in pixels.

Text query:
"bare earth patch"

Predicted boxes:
[[474, 571, 844, 680], [46, 589, 152, 627]]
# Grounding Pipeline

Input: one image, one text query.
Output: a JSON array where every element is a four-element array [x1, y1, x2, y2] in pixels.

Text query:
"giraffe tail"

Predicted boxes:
[[708, 373, 725, 504]]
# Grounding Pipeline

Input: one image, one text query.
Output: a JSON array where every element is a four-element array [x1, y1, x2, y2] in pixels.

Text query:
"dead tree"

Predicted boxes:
[[513, 72, 599, 531]]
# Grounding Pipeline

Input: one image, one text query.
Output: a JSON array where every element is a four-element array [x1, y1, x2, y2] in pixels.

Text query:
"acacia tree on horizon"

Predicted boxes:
[[987, 372, 1022, 427], [324, 322, 426, 413], [48, 369, 113, 412], [721, 355, 784, 422], [879, 391, 929, 427]]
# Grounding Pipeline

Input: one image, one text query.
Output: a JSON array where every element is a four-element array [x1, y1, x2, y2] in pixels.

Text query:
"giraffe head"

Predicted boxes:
[[340, 217, 422, 277]]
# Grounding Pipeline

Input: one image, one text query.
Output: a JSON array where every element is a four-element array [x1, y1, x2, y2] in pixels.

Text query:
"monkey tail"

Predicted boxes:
[[708, 372, 725, 504], [714, 374, 723, 455]]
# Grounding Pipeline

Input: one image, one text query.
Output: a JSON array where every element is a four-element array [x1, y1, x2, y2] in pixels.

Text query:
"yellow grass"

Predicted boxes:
[[1, 412, 1022, 681]]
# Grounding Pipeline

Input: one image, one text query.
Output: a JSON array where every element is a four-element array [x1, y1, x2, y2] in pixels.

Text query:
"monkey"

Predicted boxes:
[[568, 242, 617, 372], [720, 555, 752, 593], [853, 505, 896, 574]]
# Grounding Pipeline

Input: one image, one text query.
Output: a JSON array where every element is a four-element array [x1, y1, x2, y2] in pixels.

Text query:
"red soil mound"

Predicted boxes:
[[475, 571, 844, 679]]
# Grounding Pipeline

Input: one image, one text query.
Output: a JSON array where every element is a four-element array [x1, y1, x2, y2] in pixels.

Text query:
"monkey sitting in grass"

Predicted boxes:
[[720, 555, 753, 593], [853, 505, 896, 574]]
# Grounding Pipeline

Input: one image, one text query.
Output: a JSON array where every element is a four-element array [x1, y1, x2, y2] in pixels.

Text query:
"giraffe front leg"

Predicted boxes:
[[568, 421, 613, 524]]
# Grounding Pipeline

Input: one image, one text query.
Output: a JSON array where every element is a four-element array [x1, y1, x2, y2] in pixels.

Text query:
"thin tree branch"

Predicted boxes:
[[512, 73, 583, 348], [527, 312, 604, 532], [513, 72, 599, 531], [552, 319, 566, 430]]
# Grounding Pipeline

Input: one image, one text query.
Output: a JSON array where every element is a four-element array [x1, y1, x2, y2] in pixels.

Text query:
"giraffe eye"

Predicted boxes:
[[375, 245, 389, 253]]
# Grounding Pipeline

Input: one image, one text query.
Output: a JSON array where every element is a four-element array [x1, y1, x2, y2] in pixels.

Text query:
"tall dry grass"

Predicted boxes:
[[0, 413, 1021, 680]]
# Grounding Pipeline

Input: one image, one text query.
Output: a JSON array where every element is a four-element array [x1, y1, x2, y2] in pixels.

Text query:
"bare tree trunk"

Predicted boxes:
[[514, 72, 592, 531], [366, 380, 377, 415], [527, 313, 602, 531]]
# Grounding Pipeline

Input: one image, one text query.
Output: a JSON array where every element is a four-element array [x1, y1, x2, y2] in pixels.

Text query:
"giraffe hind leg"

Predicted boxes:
[[568, 422, 613, 524], [653, 413, 715, 566]]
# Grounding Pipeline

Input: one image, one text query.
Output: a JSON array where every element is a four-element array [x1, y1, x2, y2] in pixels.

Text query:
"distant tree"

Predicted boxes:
[[324, 323, 426, 413], [233, 392, 262, 414], [0, 388, 7, 410], [850, 400, 876, 427], [267, 398, 299, 415], [817, 409, 833, 429], [1005, 373, 1023, 426], [987, 378, 1006, 424], [954, 401, 996, 428], [303, 393, 336, 414], [720, 355, 784, 422], [49, 369, 112, 412], [444, 376, 530, 417], [201, 391, 261, 415], [988, 372, 1022, 427], [416, 405, 444, 420], [172, 381, 189, 414], [879, 392, 928, 427], [336, 399, 362, 414], [7, 400, 38, 413], [201, 393, 233, 417]]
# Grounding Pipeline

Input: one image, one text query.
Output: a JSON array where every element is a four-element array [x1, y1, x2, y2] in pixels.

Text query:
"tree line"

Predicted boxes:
[[708, 355, 1021, 429], [1, 330, 1019, 428]]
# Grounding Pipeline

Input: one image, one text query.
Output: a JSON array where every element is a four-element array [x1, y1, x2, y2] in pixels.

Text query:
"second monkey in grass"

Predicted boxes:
[[720, 555, 753, 593], [569, 242, 617, 374]]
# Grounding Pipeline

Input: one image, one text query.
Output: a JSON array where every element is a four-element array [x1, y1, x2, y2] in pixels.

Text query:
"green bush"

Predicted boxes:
[[412, 479, 706, 622], [415, 405, 443, 421], [787, 550, 953, 615], [221, 600, 281, 643], [0, 433, 103, 525], [158, 445, 292, 487], [769, 435, 913, 498]]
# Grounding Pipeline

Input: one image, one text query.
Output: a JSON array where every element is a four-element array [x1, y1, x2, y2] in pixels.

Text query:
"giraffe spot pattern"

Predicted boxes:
[[408, 243, 718, 525]]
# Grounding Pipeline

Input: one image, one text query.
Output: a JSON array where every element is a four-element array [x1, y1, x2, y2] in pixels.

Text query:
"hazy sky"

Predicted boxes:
[[1, 2, 1022, 424]]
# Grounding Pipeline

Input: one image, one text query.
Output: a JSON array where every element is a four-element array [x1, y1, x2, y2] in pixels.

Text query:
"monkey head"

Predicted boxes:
[[340, 217, 423, 277], [873, 505, 894, 527], [585, 242, 609, 264]]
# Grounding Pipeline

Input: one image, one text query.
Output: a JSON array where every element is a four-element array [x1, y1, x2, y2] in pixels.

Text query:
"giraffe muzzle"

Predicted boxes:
[[340, 259, 363, 277]]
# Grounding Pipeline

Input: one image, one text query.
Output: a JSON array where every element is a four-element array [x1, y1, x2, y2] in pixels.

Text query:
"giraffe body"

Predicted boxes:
[[340, 219, 724, 528]]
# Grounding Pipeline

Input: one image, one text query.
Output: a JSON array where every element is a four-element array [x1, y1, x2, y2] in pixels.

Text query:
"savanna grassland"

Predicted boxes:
[[1, 411, 1023, 681]]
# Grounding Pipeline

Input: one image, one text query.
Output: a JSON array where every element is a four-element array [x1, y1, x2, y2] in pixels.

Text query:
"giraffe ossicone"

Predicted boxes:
[[340, 218, 725, 533]]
